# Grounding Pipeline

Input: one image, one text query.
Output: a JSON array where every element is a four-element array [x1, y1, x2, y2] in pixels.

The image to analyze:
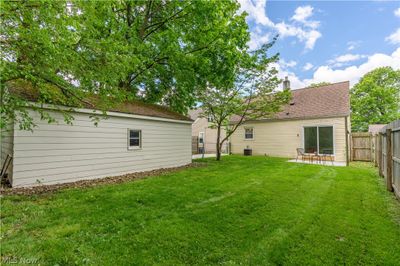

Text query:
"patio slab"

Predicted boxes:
[[287, 159, 346, 167], [192, 154, 228, 159]]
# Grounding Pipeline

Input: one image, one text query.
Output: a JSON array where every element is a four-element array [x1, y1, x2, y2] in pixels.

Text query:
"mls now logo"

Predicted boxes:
[[2, 256, 39, 264]]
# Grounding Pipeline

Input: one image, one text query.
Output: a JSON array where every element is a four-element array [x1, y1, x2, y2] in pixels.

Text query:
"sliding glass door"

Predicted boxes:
[[304, 126, 334, 154], [304, 127, 318, 153]]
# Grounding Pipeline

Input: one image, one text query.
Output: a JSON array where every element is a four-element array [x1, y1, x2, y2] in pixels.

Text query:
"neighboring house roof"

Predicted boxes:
[[231, 81, 350, 123], [368, 124, 386, 134], [7, 81, 192, 122], [188, 108, 204, 120]]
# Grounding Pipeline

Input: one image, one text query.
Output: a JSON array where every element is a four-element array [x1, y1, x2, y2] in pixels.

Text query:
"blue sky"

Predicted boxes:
[[238, 0, 400, 88]]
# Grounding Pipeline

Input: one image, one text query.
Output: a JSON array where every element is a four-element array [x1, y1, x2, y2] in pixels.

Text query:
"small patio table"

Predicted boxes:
[[320, 154, 334, 165], [311, 153, 322, 164]]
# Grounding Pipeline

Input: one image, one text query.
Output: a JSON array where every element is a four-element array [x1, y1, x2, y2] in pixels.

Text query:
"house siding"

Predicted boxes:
[[230, 116, 349, 162], [0, 121, 14, 181], [12, 109, 192, 187], [192, 117, 226, 153]]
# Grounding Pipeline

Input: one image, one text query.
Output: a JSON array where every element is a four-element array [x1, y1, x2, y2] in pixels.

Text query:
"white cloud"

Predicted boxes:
[[238, 0, 273, 27], [238, 1, 322, 50], [303, 63, 313, 71], [291, 5, 320, 29], [274, 22, 321, 50], [347, 45, 355, 51], [346, 41, 361, 51], [280, 59, 297, 68], [385, 28, 400, 44], [329, 54, 365, 64], [335, 54, 363, 62], [271, 62, 306, 90], [273, 48, 400, 90], [394, 7, 400, 17], [291, 6, 313, 23], [304, 48, 400, 86], [248, 27, 271, 50]]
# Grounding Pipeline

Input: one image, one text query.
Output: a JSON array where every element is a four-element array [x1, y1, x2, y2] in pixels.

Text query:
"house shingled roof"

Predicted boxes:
[[231, 81, 350, 123], [188, 109, 204, 120]]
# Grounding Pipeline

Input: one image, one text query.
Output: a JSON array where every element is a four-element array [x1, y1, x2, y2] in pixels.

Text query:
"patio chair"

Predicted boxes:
[[320, 149, 334, 165], [296, 148, 313, 162]]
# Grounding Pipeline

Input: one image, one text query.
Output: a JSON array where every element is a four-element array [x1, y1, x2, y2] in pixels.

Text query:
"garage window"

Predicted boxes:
[[128, 129, 141, 149]]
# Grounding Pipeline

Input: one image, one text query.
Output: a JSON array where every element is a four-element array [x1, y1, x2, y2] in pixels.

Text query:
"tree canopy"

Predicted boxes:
[[1, 0, 250, 130], [308, 82, 331, 88], [350, 67, 400, 132], [198, 40, 291, 160]]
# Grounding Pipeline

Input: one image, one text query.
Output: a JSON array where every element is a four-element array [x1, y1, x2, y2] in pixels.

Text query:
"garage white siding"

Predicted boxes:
[[1, 121, 14, 181], [12, 108, 192, 187]]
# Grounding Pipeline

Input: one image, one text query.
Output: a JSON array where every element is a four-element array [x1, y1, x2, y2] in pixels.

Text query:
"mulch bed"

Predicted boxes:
[[0, 162, 206, 196]]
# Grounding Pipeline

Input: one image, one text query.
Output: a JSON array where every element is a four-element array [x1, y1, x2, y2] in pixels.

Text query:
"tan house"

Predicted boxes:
[[230, 81, 351, 163], [188, 109, 227, 154]]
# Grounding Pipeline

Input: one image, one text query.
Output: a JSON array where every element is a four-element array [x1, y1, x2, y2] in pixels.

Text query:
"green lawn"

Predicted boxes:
[[2, 156, 400, 265]]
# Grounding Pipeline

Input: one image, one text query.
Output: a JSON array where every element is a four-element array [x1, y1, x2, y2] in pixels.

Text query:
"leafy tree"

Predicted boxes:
[[198, 40, 291, 161], [351, 67, 400, 132], [1, 0, 249, 130], [308, 82, 331, 88]]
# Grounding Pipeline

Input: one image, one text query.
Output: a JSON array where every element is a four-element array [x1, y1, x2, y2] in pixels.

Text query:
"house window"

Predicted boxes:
[[199, 132, 205, 144], [304, 126, 333, 154], [207, 115, 213, 122], [245, 128, 254, 140], [128, 129, 141, 149]]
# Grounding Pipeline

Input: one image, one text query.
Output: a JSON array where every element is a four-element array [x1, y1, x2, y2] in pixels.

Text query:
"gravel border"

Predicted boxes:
[[0, 162, 206, 196]]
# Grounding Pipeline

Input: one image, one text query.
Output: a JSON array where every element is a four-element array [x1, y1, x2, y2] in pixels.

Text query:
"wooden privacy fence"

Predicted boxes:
[[376, 120, 400, 199], [192, 136, 199, 154], [350, 132, 372, 161]]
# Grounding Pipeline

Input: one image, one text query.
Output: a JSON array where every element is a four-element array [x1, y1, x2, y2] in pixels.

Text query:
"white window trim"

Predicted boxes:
[[244, 127, 254, 140], [127, 129, 142, 150], [302, 125, 335, 155], [199, 132, 205, 144]]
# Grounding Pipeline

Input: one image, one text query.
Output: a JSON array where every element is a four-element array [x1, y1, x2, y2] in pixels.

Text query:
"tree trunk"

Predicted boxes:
[[216, 124, 221, 161]]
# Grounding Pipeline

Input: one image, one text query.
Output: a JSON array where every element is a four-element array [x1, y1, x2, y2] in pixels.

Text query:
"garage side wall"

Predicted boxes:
[[230, 117, 347, 162], [12, 109, 192, 187]]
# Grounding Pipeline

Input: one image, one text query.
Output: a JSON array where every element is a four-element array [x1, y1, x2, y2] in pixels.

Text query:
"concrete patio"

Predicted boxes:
[[287, 159, 346, 167], [192, 154, 228, 159]]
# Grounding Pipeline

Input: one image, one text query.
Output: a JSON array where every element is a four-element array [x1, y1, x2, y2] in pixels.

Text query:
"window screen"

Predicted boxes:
[[199, 132, 204, 144], [128, 129, 141, 148], [318, 126, 333, 154], [304, 127, 318, 153], [245, 128, 254, 139]]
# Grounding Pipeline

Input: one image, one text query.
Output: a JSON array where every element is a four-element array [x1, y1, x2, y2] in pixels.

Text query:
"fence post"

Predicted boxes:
[[349, 133, 353, 161], [378, 133, 383, 177], [386, 129, 393, 191], [373, 135, 376, 166]]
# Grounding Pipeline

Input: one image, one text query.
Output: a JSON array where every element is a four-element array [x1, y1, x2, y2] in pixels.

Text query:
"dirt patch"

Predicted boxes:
[[0, 162, 206, 196]]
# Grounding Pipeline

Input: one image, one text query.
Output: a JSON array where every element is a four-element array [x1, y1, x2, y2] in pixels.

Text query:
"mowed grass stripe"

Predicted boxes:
[[1, 156, 400, 265]]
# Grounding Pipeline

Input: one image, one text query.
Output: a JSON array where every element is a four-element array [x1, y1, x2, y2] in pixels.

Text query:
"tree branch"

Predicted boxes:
[[39, 76, 95, 108], [142, 3, 191, 41]]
